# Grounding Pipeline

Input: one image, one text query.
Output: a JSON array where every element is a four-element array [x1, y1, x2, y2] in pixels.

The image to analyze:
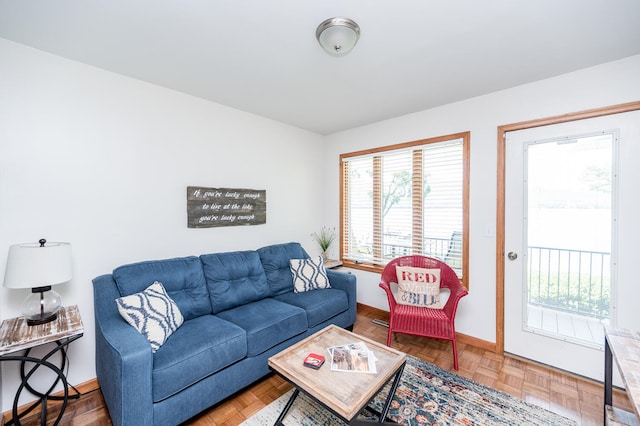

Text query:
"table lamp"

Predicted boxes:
[[3, 238, 72, 325]]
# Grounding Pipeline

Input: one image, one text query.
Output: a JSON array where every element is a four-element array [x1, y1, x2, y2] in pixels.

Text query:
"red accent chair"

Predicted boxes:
[[379, 255, 468, 370]]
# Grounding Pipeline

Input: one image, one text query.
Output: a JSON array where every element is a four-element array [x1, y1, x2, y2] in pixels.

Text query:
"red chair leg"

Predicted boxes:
[[386, 329, 392, 346], [452, 338, 459, 370]]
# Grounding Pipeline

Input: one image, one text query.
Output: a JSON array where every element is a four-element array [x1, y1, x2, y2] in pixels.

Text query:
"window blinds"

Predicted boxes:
[[341, 137, 464, 275]]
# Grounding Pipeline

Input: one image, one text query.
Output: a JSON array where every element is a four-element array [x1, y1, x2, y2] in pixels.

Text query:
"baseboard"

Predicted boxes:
[[1, 378, 100, 423], [456, 332, 497, 352]]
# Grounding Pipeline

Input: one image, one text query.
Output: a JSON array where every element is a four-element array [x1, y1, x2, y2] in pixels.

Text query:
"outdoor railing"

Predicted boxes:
[[381, 236, 461, 259], [381, 235, 462, 275], [379, 240, 611, 319], [527, 246, 610, 319], [380, 237, 451, 259]]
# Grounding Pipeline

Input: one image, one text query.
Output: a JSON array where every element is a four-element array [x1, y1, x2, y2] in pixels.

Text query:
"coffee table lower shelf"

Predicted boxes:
[[273, 361, 405, 425]]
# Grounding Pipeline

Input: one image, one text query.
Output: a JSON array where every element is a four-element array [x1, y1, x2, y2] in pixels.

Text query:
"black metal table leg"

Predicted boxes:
[[273, 388, 300, 426], [1, 335, 81, 426], [377, 362, 404, 423], [604, 335, 613, 421]]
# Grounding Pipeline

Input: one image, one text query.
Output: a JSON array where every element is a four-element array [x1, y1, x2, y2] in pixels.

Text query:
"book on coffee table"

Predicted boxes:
[[328, 341, 377, 374], [303, 353, 325, 369]]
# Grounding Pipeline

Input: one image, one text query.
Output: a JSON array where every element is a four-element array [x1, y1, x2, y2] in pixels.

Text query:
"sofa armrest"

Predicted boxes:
[[93, 274, 154, 426], [326, 269, 357, 326]]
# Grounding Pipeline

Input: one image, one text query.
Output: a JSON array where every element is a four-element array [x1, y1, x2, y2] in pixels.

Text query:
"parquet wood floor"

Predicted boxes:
[[8, 304, 634, 425]]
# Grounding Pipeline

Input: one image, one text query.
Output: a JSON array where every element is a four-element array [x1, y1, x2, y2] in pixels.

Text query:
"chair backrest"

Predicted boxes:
[[380, 255, 463, 292], [443, 231, 462, 276]]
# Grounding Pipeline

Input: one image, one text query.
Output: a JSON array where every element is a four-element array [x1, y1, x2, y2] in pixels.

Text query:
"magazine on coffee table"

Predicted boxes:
[[327, 341, 377, 374]]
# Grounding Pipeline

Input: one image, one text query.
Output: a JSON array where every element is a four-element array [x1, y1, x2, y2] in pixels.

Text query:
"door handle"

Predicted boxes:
[[507, 252, 518, 261]]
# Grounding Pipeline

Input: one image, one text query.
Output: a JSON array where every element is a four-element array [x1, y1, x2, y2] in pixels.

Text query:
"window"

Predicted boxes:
[[340, 132, 469, 285]]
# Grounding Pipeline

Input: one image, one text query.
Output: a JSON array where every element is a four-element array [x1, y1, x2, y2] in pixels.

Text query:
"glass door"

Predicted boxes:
[[524, 133, 613, 345], [504, 118, 619, 380]]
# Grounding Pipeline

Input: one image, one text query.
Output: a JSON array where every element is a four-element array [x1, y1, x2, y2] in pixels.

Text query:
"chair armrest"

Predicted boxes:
[[378, 281, 398, 313], [442, 284, 468, 318], [326, 269, 357, 326], [93, 274, 154, 426]]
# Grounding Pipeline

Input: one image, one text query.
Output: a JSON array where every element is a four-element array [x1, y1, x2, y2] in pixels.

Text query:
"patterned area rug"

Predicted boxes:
[[241, 355, 577, 425]]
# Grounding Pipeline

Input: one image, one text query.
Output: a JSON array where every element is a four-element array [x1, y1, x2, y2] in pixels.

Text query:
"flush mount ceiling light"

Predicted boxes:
[[316, 17, 360, 56]]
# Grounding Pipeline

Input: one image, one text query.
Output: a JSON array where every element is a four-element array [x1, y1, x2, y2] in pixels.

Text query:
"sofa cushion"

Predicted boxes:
[[274, 288, 349, 328], [113, 256, 211, 320], [200, 251, 270, 314], [257, 242, 309, 296], [151, 314, 247, 402], [216, 298, 307, 357], [290, 256, 330, 293], [115, 281, 184, 352]]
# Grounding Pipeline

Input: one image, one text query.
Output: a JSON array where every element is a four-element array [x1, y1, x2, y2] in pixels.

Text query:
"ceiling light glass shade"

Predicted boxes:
[[316, 17, 360, 56], [4, 240, 72, 325]]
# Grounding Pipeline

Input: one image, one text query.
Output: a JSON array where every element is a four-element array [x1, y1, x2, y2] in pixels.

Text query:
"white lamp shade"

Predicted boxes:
[[4, 242, 72, 289]]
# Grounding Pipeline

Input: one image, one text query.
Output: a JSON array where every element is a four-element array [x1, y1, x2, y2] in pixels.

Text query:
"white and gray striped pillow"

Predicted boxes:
[[116, 281, 184, 352], [290, 256, 331, 293]]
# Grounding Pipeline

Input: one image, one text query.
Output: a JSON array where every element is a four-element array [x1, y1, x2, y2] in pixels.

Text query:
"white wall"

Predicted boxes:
[[324, 54, 640, 344], [0, 38, 325, 410]]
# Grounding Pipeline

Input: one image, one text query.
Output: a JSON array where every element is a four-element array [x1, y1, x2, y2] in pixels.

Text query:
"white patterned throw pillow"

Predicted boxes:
[[290, 257, 331, 293], [115, 281, 184, 352], [396, 266, 442, 308]]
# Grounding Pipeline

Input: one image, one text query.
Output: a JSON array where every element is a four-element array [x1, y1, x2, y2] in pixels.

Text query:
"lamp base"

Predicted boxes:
[[26, 312, 58, 326], [22, 286, 62, 327]]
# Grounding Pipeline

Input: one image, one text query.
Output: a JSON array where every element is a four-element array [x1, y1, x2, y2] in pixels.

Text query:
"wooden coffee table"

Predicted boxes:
[[268, 324, 406, 425]]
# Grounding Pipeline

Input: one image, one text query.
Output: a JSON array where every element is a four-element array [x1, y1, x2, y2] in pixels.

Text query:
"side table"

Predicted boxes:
[[604, 325, 640, 425], [0, 305, 84, 426], [324, 259, 343, 269]]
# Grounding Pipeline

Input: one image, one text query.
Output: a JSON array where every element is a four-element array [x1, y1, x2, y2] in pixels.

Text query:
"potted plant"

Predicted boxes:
[[311, 226, 336, 262]]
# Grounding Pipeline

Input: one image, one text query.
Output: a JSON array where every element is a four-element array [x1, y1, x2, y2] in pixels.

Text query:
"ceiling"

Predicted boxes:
[[1, 1, 639, 135]]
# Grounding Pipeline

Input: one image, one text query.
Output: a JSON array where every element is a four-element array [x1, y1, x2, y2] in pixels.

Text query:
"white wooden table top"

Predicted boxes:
[[0, 305, 84, 356]]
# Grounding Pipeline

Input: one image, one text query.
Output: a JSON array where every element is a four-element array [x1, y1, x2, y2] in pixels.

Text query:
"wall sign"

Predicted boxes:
[[187, 186, 266, 228]]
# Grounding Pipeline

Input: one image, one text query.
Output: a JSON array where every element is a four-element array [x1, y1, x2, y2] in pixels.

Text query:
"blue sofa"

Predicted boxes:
[[92, 242, 356, 426]]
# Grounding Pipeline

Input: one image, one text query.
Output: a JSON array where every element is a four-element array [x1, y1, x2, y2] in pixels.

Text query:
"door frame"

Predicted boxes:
[[495, 100, 640, 353]]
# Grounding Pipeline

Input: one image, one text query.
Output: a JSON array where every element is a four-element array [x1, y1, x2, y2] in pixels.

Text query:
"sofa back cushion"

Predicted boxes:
[[257, 242, 309, 296], [200, 250, 270, 313], [112, 256, 211, 320]]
